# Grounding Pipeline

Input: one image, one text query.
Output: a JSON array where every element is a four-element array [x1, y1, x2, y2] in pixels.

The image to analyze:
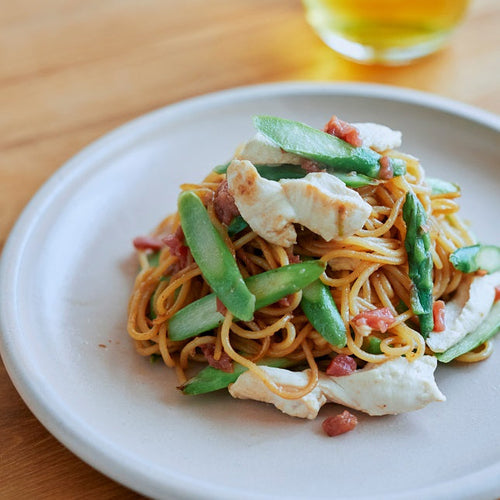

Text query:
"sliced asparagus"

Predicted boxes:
[[181, 357, 296, 395], [450, 244, 500, 274], [253, 115, 406, 179], [436, 301, 500, 363], [168, 260, 326, 341], [402, 191, 434, 337]]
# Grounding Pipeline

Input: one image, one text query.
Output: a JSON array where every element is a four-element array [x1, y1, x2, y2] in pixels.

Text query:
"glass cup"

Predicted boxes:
[[302, 0, 470, 65]]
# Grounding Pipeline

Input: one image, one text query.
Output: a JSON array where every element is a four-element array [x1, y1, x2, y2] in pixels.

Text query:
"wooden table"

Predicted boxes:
[[1, 1, 498, 498]]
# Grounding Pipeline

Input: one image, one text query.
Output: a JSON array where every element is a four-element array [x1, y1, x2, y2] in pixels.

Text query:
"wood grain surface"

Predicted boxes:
[[1, 0, 498, 498]]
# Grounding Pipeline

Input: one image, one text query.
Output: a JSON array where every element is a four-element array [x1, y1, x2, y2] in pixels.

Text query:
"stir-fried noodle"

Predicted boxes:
[[127, 148, 483, 399]]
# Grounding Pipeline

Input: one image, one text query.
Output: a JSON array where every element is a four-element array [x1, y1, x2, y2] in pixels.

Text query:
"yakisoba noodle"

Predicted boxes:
[[127, 115, 499, 429], [128, 154, 476, 373]]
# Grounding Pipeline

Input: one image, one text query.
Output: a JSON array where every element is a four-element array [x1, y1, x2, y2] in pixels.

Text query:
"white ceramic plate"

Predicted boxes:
[[1, 83, 499, 500]]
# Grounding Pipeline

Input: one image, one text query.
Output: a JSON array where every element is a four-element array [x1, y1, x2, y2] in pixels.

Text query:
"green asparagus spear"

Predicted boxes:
[[402, 191, 434, 337], [178, 191, 255, 321], [216, 162, 377, 188], [253, 115, 406, 179], [181, 364, 247, 395], [426, 177, 460, 196], [168, 260, 326, 341], [323, 171, 377, 188], [436, 301, 500, 363], [247, 260, 325, 309], [212, 162, 230, 174], [364, 336, 383, 354], [146, 251, 160, 267], [449, 244, 500, 274], [181, 357, 296, 395], [300, 279, 347, 347], [255, 164, 305, 180], [255, 164, 377, 188], [226, 215, 248, 236], [214, 163, 377, 188]]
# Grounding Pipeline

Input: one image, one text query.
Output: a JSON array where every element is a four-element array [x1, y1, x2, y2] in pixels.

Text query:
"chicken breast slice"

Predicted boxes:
[[229, 356, 445, 419], [228, 368, 326, 419], [427, 271, 500, 353], [226, 160, 297, 247], [280, 172, 372, 241], [352, 122, 402, 152], [227, 162, 372, 246], [319, 356, 445, 416], [235, 131, 302, 165]]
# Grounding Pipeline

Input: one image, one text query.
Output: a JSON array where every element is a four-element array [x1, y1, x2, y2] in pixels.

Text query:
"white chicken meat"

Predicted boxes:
[[237, 122, 402, 165], [226, 160, 371, 246], [235, 131, 302, 166], [352, 122, 402, 152], [427, 271, 500, 353], [226, 160, 297, 247], [229, 356, 445, 419], [280, 172, 372, 241]]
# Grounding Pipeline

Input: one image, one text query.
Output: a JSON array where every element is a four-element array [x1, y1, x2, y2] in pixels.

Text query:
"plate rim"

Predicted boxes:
[[1, 81, 499, 500]]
